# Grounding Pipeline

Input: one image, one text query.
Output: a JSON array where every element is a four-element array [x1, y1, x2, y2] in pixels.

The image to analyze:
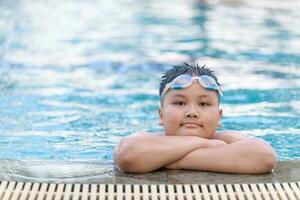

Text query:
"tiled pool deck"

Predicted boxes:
[[1, 160, 299, 184]]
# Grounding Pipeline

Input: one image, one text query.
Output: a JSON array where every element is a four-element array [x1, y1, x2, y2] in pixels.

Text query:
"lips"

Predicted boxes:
[[182, 122, 202, 128]]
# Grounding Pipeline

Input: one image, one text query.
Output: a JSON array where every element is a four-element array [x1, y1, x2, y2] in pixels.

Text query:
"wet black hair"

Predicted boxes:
[[159, 62, 221, 102]]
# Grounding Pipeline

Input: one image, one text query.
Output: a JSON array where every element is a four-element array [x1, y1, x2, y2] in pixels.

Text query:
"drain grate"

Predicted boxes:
[[0, 181, 299, 200]]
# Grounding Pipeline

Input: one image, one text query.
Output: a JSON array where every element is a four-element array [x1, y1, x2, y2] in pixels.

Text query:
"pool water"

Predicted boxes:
[[0, 0, 300, 165]]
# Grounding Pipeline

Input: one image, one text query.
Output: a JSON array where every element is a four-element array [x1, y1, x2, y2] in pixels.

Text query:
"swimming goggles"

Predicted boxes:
[[161, 74, 222, 97]]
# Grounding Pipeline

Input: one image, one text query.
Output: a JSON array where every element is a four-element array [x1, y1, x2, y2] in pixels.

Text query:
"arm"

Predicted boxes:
[[166, 131, 277, 174], [114, 132, 223, 173], [213, 130, 251, 143]]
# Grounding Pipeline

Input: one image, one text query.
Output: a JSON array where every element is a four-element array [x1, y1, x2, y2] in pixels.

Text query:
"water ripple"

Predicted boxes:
[[0, 0, 299, 163]]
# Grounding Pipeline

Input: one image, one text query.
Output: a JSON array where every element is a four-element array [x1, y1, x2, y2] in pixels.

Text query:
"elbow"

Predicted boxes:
[[253, 143, 277, 174], [117, 154, 134, 172], [117, 149, 139, 173], [247, 154, 277, 174], [118, 154, 151, 173], [258, 139, 277, 173], [116, 138, 151, 173], [240, 139, 277, 174], [116, 138, 136, 172], [240, 151, 277, 174], [259, 149, 277, 173]]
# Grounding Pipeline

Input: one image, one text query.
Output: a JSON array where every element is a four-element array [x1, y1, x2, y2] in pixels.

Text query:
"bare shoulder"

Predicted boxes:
[[114, 131, 164, 153], [131, 131, 152, 136], [213, 131, 272, 146], [131, 131, 166, 137], [213, 130, 251, 143], [116, 131, 162, 148], [214, 130, 250, 138]]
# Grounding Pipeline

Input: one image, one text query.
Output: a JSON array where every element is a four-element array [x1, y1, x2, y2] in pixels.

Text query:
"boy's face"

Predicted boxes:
[[158, 80, 222, 139]]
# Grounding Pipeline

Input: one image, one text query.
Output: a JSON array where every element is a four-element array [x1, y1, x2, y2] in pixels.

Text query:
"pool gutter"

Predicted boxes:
[[0, 160, 299, 184]]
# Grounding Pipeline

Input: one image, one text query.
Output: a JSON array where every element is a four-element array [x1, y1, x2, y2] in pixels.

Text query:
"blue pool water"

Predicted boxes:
[[0, 0, 300, 166]]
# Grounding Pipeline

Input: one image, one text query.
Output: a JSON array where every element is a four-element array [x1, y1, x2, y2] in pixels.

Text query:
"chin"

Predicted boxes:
[[179, 129, 214, 139], [179, 130, 203, 137]]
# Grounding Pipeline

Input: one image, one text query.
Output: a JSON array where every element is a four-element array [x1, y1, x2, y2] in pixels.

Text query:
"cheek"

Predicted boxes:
[[203, 109, 220, 125], [164, 110, 180, 124], [161, 108, 182, 127], [163, 106, 180, 117]]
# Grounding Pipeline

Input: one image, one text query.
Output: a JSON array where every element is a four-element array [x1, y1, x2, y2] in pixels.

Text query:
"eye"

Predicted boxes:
[[173, 101, 185, 106], [199, 102, 209, 107]]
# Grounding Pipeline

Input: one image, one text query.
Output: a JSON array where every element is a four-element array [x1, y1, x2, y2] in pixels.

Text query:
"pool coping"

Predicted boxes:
[[1, 160, 299, 184], [111, 160, 300, 185]]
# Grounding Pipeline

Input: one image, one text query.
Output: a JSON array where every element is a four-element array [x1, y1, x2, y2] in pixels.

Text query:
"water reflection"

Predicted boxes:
[[0, 0, 299, 162]]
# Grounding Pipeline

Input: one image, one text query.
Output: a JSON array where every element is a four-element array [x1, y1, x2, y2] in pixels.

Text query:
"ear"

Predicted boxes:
[[217, 107, 223, 127], [158, 108, 163, 126]]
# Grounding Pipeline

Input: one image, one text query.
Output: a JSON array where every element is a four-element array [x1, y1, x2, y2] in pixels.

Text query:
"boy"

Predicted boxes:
[[114, 63, 277, 174]]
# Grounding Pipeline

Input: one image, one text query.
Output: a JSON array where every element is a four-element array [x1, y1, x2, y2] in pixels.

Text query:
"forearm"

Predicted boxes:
[[116, 134, 206, 173], [174, 139, 277, 174]]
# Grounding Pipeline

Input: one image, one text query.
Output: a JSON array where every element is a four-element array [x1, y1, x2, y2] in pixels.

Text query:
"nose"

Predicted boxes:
[[184, 106, 199, 119]]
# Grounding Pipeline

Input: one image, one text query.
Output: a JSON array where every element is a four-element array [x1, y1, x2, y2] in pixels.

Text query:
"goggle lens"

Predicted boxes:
[[172, 74, 192, 89], [162, 74, 222, 96], [197, 75, 219, 91]]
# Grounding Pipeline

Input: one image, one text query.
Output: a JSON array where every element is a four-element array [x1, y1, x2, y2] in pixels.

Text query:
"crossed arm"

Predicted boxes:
[[114, 131, 277, 174]]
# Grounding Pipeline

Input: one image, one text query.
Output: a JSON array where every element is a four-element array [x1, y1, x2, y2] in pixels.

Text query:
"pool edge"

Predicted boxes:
[[0, 160, 299, 184]]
